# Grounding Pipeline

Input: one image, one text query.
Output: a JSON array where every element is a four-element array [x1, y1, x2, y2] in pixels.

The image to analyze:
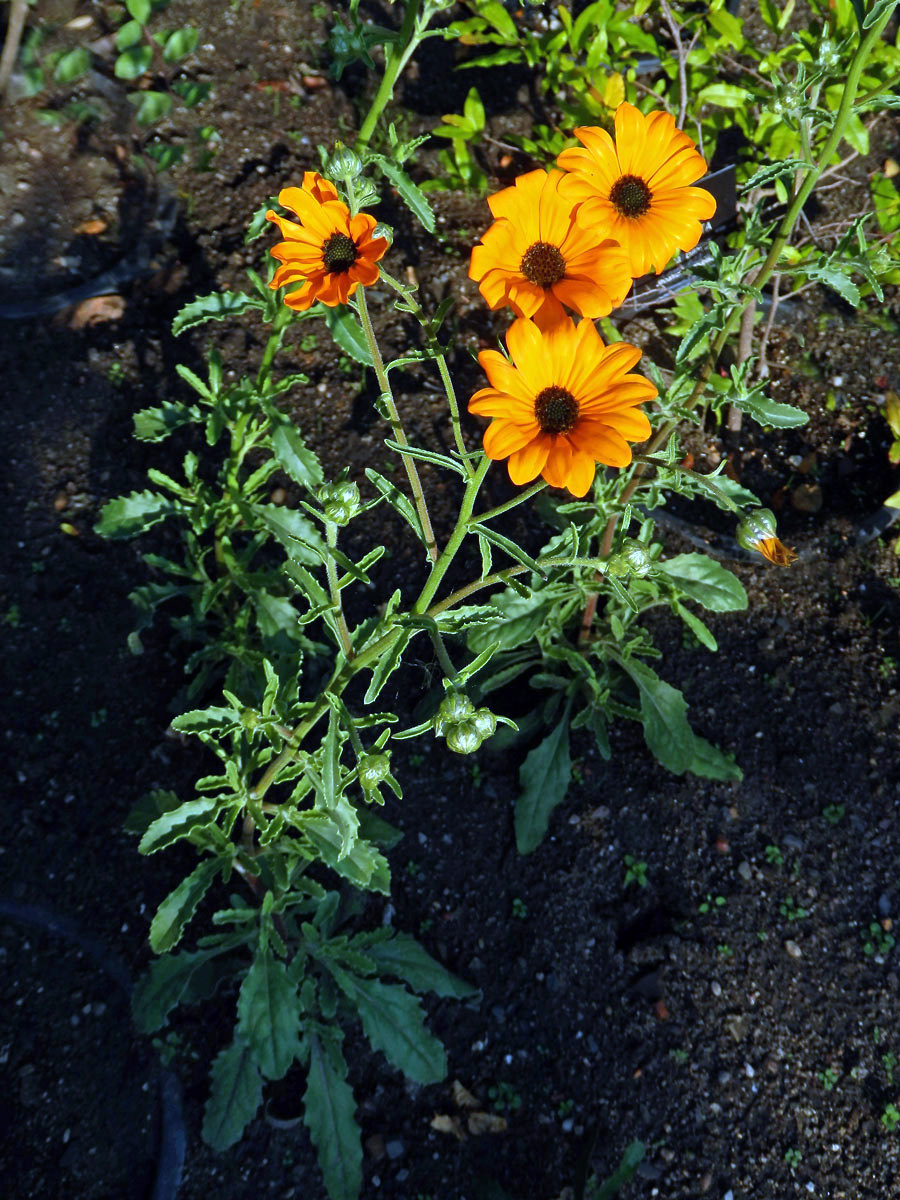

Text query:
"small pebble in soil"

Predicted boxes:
[[711, 981, 722, 996], [385, 1140, 404, 1160], [785, 939, 802, 958]]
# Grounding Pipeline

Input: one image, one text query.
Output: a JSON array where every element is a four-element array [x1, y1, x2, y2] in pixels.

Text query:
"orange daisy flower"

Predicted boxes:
[[469, 315, 656, 497], [266, 171, 388, 310], [557, 103, 716, 276], [469, 168, 633, 325]]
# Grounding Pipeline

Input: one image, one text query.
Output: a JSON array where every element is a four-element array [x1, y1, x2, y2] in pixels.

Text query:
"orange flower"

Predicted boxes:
[[557, 103, 716, 276], [469, 168, 633, 325], [266, 172, 388, 310], [469, 315, 656, 497]]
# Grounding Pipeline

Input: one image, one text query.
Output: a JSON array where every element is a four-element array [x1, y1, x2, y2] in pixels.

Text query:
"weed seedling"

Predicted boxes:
[[623, 854, 648, 889], [882, 1104, 900, 1132], [765, 843, 784, 867]]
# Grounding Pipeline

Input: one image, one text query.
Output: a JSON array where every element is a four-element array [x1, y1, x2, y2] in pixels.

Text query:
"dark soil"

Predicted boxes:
[[3, 3, 900, 1200]]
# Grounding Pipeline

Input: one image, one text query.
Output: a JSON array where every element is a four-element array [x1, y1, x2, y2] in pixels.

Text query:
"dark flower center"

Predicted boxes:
[[609, 174, 652, 218], [520, 241, 566, 289], [322, 232, 359, 274], [535, 385, 579, 435]]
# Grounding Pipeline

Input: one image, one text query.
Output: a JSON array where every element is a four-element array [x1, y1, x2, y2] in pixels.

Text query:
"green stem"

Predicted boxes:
[[355, 0, 426, 154], [428, 625, 459, 683], [469, 480, 547, 526], [379, 267, 474, 474], [413, 456, 491, 613], [325, 520, 354, 659], [355, 287, 438, 561], [256, 307, 292, 391]]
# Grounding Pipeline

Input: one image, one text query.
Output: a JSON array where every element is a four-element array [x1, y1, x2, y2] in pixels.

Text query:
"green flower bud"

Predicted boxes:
[[319, 481, 360, 526], [607, 537, 652, 578], [471, 708, 497, 740], [324, 142, 362, 183], [358, 752, 391, 791], [735, 508, 796, 566], [445, 719, 483, 755], [433, 692, 474, 737]]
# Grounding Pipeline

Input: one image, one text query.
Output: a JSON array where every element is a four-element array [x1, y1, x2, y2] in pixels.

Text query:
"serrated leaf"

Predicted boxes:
[[471, 523, 541, 573], [365, 468, 422, 539], [124, 788, 182, 837], [304, 1034, 362, 1200], [365, 933, 478, 998], [658, 554, 748, 612], [332, 970, 446, 1083], [467, 589, 543, 654], [271, 423, 324, 487], [802, 262, 860, 306], [304, 815, 391, 894], [364, 627, 412, 703], [742, 159, 814, 191], [321, 305, 373, 365], [94, 490, 176, 538], [134, 400, 202, 441], [139, 796, 221, 854], [150, 857, 220, 953], [373, 157, 435, 232], [132, 949, 222, 1032], [514, 713, 572, 854], [172, 290, 259, 336], [171, 706, 242, 735], [202, 1037, 263, 1150], [237, 953, 303, 1080], [252, 503, 324, 564], [731, 392, 809, 429]]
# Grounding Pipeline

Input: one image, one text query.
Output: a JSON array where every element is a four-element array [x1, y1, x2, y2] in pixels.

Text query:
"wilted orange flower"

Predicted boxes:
[[266, 172, 388, 310], [469, 168, 633, 326], [469, 315, 656, 497], [735, 508, 797, 566], [557, 102, 716, 276]]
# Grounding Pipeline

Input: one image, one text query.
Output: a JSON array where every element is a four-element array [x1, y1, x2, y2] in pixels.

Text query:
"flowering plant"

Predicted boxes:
[[96, 1, 899, 1195]]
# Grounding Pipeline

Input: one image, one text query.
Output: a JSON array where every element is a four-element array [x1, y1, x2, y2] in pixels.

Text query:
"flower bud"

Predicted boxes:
[[358, 752, 391, 791], [735, 508, 796, 566], [471, 707, 497, 740], [607, 537, 653, 578], [324, 142, 362, 183], [433, 692, 474, 738], [319, 481, 360, 526], [445, 719, 483, 755]]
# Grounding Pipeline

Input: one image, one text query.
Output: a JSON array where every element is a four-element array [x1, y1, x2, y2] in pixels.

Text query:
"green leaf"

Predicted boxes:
[[673, 601, 718, 651], [128, 89, 173, 125], [364, 627, 412, 703], [383, 438, 468, 477], [237, 952, 303, 1080], [202, 1037, 263, 1150], [617, 658, 696, 775], [332, 970, 446, 1083], [657, 554, 748, 612], [304, 1034, 362, 1200], [471, 523, 541, 573], [253, 589, 299, 637], [731, 391, 809, 429], [696, 82, 753, 108], [271, 423, 324, 487], [864, 0, 896, 28], [304, 815, 391, 894], [468, 590, 542, 654], [144, 143, 184, 172], [117, 19, 144, 50], [365, 933, 478, 998], [688, 733, 742, 782], [54, 47, 92, 84], [801, 261, 861, 307], [365, 468, 422, 540], [126, 0, 152, 21], [742, 159, 814, 191], [514, 713, 572, 854], [163, 27, 199, 62], [94, 490, 176, 538], [321, 305, 373, 365], [134, 400, 202, 441], [139, 796, 221, 854], [172, 290, 260, 336], [372, 157, 435, 232], [252, 503, 324, 564], [133, 948, 224, 1032], [124, 788, 182, 837], [149, 857, 220, 953], [171, 706, 242, 735], [115, 45, 153, 80]]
